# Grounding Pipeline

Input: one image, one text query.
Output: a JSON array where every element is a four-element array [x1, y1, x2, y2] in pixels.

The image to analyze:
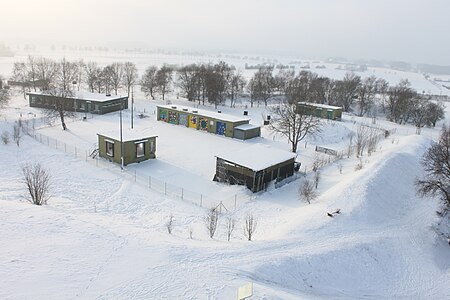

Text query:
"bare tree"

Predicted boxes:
[[274, 69, 295, 96], [141, 66, 158, 100], [376, 78, 389, 114], [225, 217, 236, 242], [122, 61, 138, 97], [269, 100, 322, 153], [1, 131, 10, 144], [177, 64, 199, 102], [299, 179, 317, 204], [85, 62, 102, 93], [314, 170, 321, 189], [55, 58, 79, 92], [425, 101, 445, 128], [13, 121, 22, 146], [386, 79, 416, 124], [334, 73, 361, 112], [156, 66, 173, 101], [248, 67, 274, 107], [35, 57, 58, 91], [355, 124, 370, 157], [22, 163, 51, 205], [409, 97, 430, 134], [244, 214, 257, 241], [11, 62, 29, 98], [104, 63, 123, 95], [228, 72, 246, 108], [205, 208, 219, 239], [416, 125, 450, 213], [0, 88, 10, 107], [165, 214, 174, 234], [357, 76, 377, 117]]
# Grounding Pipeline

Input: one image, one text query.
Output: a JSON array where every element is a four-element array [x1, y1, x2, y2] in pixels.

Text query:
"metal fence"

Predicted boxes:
[[24, 126, 252, 212]]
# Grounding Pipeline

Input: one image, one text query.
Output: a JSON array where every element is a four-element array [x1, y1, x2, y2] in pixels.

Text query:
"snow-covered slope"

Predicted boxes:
[[1, 95, 449, 299]]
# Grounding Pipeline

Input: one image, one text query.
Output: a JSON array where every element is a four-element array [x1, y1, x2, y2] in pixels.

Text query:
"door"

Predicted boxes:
[[216, 121, 226, 135], [327, 110, 333, 120], [179, 113, 188, 126], [189, 115, 197, 128]]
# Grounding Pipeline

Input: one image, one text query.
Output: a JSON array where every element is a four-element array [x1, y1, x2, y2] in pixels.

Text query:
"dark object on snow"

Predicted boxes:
[[334, 209, 341, 214], [327, 213, 333, 217]]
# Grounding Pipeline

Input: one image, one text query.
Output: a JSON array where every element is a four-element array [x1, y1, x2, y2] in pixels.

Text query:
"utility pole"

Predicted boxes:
[[119, 99, 124, 170], [131, 86, 134, 129]]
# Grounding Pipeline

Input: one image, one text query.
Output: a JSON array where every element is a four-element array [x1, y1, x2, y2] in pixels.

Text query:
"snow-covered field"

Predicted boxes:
[[1, 52, 450, 299]]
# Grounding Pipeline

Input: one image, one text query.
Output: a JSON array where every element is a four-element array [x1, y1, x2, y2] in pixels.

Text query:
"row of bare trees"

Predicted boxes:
[[166, 209, 257, 241], [141, 62, 246, 109], [11, 56, 139, 98]]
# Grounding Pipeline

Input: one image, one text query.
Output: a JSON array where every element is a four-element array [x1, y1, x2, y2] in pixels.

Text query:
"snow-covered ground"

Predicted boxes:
[[1, 54, 450, 299]]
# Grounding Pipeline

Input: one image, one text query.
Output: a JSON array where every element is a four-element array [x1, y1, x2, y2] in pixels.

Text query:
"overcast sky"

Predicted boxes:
[[1, 0, 449, 65]]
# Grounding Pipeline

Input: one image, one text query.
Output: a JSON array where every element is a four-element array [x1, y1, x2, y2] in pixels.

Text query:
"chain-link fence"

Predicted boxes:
[[24, 126, 251, 211]]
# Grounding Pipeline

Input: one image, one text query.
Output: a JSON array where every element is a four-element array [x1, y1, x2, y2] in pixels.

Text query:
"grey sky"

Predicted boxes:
[[1, 0, 449, 64]]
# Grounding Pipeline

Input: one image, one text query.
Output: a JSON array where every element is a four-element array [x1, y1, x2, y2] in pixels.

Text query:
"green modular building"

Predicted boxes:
[[156, 105, 260, 140], [215, 144, 297, 193], [297, 102, 342, 120], [27, 91, 128, 115], [97, 130, 157, 166]]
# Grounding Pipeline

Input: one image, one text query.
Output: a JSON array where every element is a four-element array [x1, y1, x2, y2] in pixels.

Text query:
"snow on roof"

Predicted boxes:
[[157, 105, 250, 123], [234, 124, 260, 131], [28, 91, 127, 102], [98, 129, 157, 142], [216, 144, 296, 171], [298, 102, 342, 110]]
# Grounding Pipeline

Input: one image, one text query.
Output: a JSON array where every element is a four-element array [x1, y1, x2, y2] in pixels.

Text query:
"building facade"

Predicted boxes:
[[27, 91, 128, 115], [157, 105, 260, 140], [97, 131, 157, 166]]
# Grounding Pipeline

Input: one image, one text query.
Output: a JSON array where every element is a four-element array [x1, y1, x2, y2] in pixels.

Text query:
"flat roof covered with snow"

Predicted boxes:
[[98, 129, 157, 142], [158, 105, 250, 123], [234, 124, 260, 131], [298, 102, 342, 110], [28, 91, 127, 102], [216, 144, 296, 171]]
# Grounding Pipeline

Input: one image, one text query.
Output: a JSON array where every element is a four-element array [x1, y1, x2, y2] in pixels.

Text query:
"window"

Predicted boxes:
[[106, 141, 114, 157], [136, 142, 145, 158]]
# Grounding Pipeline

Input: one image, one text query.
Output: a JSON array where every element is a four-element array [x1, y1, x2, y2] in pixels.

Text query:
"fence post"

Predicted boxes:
[[164, 182, 167, 195], [181, 188, 184, 200], [200, 194, 203, 207], [39, 134, 42, 143]]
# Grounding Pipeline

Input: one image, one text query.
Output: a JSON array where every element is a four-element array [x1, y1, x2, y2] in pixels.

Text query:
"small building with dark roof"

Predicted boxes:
[[27, 91, 128, 115], [157, 105, 261, 139], [214, 144, 297, 192], [97, 129, 157, 166]]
